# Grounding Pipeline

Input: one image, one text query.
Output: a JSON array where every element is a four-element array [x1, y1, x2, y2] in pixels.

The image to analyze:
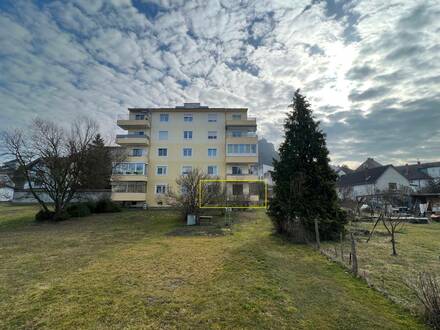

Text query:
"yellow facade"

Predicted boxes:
[[111, 104, 258, 206]]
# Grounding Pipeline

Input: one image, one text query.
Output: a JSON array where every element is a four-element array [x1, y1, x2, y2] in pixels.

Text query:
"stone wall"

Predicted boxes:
[[12, 189, 111, 204]]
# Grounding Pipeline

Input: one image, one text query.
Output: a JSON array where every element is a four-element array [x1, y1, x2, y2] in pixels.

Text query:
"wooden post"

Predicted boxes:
[[340, 232, 344, 262], [314, 218, 320, 250], [350, 232, 358, 276]]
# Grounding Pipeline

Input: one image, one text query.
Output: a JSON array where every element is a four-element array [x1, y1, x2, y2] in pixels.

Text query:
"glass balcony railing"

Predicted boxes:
[[116, 134, 149, 139], [226, 132, 257, 138]]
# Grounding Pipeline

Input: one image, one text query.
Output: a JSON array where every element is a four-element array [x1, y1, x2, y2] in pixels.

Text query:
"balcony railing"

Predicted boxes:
[[116, 134, 149, 139], [117, 115, 149, 120], [226, 132, 257, 138]]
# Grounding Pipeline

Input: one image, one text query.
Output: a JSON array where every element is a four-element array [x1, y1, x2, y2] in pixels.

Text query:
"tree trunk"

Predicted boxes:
[[340, 232, 344, 262], [391, 232, 397, 256]]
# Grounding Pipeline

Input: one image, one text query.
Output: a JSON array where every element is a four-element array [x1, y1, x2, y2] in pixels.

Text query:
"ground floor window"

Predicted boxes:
[[232, 183, 243, 196]]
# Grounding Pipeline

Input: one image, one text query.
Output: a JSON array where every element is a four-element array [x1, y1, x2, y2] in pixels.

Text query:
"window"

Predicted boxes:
[[232, 184, 243, 196], [249, 183, 260, 195], [155, 184, 167, 194], [160, 113, 169, 122], [135, 114, 145, 120], [112, 182, 145, 193], [156, 166, 167, 176], [132, 148, 143, 157], [232, 114, 242, 120], [208, 114, 217, 122], [208, 148, 217, 157], [183, 148, 192, 157], [207, 165, 218, 176], [208, 131, 217, 139], [231, 130, 242, 137], [132, 131, 144, 136], [184, 113, 193, 122], [232, 166, 242, 175], [184, 131, 193, 140], [389, 182, 397, 191], [227, 144, 257, 154], [158, 131, 168, 140], [182, 166, 192, 175], [113, 163, 145, 175], [158, 148, 168, 157]]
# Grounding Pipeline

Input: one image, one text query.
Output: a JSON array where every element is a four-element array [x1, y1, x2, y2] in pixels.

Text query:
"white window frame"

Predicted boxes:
[[157, 148, 168, 157], [158, 130, 168, 140], [208, 131, 217, 140], [159, 113, 169, 122], [207, 165, 218, 176], [208, 148, 217, 157], [232, 114, 242, 120], [182, 165, 193, 175], [208, 113, 217, 122], [155, 184, 167, 195], [183, 131, 193, 140], [184, 113, 193, 122], [156, 165, 168, 176], [132, 148, 143, 157], [183, 148, 192, 157]]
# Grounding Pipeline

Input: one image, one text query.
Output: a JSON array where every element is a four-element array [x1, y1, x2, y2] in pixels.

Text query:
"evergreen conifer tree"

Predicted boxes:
[[269, 90, 346, 241]]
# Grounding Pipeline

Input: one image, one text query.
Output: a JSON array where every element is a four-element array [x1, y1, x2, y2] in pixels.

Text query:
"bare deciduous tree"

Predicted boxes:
[[161, 168, 224, 221], [1, 117, 98, 220]]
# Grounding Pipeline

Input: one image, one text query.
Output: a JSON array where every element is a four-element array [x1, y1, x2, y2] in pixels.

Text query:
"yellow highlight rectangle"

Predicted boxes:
[[199, 179, 268, 209]]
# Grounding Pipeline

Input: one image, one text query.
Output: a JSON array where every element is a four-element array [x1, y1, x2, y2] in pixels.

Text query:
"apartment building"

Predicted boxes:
[[111, 103, 259, 207]]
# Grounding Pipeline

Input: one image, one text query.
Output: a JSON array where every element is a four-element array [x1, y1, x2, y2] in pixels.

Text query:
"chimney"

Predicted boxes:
[[417, 161, 421, 165], [405, 164, 409, 176]]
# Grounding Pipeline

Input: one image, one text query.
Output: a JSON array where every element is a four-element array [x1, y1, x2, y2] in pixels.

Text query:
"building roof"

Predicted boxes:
[[337, 165, 395, 187], [128, 104, 248, 112], [395, 164, 433, 180], [355, 158, 382, 172]]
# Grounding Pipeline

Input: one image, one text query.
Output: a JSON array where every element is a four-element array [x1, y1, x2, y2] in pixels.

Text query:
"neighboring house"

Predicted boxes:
[[112, 103, 259, 207], [355, 158, 382, 172], [0, 174, 15, 202], [396, 161, 440, 191], [336, 165, 410, 200], [331, 165, 353, 177], [258, 164, 274, 186]]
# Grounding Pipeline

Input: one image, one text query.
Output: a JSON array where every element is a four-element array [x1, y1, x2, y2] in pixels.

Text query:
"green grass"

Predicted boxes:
[[322, 220, 440, 316], [0, 204, 425, 329]]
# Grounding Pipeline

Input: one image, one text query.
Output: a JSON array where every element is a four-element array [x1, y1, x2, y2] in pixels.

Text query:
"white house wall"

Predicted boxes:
[[0, 187, 14, 202], [375, 167, 410, 191]]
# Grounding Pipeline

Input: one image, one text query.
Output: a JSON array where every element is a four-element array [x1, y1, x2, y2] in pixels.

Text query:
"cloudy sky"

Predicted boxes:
[[0, 0, 439, 167]]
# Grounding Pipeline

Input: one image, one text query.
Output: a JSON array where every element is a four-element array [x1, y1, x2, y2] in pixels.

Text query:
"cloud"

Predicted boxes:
[[0, 0, 439, 167]]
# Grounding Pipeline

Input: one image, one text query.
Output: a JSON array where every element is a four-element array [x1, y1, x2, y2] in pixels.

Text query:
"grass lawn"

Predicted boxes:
[[322, 220, 440, 316], [0, 204, 426, 329]]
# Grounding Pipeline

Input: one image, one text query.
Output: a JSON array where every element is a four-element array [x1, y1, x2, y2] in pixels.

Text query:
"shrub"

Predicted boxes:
[[66, 203, 91, 218], [35, 209, 70, 222], [85, 200, 97, 213], [412, 272, 440, 329], [35, 210, 55, 222], [95, 199, 122, 213]]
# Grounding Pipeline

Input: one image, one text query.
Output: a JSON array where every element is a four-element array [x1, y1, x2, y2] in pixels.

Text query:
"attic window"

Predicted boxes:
[[389, 183, 397, 191]]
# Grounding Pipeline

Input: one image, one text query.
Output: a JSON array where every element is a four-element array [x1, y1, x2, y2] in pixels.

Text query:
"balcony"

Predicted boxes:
[[111, 192, 146, 202], [226, 117, 257, 127], [226, 133, 257, 145], [111, 174, 148, 182], [226, 155, 258, 163], [117, 115, 150, 129], [226, 173, 259, 180], [116, 134, 149, 145]]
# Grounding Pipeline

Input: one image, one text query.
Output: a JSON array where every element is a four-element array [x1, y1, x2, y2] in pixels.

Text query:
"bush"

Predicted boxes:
[[95, 199, 122, 213], [35, 209, 70, 222], [85, 200, 97, 213], [35, 210, 55, 222], [412, 272, 440, 329], [66, 203, 91, 218]]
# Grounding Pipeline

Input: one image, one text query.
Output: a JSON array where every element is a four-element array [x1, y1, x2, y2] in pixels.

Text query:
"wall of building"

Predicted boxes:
[[375, 167, 410, 191], [146, 110, 230, 206]]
